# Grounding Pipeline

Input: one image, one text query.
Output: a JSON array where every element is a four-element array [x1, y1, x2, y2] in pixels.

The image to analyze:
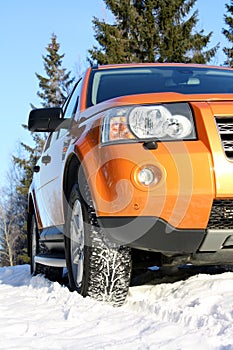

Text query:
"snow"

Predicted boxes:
[[1, 265, 233, 349]]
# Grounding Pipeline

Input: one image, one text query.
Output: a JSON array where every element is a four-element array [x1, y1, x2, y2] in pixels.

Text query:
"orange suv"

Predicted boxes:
[[28, 63, 233, 306]]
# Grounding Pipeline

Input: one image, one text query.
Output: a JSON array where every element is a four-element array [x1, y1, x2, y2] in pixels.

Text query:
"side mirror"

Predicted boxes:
[[28, 107, 65, 132]]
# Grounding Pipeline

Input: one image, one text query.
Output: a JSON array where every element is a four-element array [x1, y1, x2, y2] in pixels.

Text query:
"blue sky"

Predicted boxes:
[[0, 0, 229, 184]]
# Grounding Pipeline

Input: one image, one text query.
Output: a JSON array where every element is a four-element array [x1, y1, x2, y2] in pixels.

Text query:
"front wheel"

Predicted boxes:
[[65, 184, 132, 306]]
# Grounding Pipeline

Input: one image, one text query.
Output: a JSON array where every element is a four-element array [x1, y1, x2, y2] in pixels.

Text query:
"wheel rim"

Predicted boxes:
[[70, 199, 85, 289]]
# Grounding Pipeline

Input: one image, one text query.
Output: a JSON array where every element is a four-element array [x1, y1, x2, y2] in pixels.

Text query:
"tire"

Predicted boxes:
[[65, 183, 132, 307], [29, 213, 63, 282], [30, 214, 40, 276]]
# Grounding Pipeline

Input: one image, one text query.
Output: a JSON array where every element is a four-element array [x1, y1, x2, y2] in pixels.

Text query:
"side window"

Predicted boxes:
[[63, 78, 82, 119], [58, 78, 82, 138]]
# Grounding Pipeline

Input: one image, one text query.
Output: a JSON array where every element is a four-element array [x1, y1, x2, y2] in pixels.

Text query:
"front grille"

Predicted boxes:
[[207, 199, 233, 229], [215, 117, 233, 160]]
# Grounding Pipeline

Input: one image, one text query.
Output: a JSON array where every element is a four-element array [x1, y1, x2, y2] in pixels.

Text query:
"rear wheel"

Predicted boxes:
[[29, 213, 63, 281], [30, 214, 39, 276], [65, 183, 132, 306]]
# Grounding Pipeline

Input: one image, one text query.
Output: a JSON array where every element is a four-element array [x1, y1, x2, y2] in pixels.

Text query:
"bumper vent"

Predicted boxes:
[[207, 199, 233, 229], [215, 117, 233, 160]]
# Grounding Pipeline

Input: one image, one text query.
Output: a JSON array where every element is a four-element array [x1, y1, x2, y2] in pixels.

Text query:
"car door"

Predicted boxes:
[[33, 80, 82, 228]]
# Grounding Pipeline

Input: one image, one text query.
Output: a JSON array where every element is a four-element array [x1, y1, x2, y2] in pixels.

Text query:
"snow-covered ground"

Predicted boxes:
[[1, 265, 233, 349]]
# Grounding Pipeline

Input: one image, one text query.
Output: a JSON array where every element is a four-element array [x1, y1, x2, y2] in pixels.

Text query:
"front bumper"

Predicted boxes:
[[98, 215, 233, 258], [98, 216, 205, 253]]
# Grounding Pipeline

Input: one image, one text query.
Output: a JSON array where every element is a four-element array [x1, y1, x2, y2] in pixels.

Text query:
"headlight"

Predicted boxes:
[[101, 103, 196, 144]]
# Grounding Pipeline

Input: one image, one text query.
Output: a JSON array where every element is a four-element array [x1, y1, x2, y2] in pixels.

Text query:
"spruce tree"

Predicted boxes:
[[88, 0, 218, 64], [223, 0, 233, 67], [36, 33, 75, 107]]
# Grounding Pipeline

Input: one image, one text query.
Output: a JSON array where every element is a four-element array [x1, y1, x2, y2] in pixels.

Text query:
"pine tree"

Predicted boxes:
[[36, 33, 75, 107], [223, 0, 233, 67], [88, 0, 218, 64]]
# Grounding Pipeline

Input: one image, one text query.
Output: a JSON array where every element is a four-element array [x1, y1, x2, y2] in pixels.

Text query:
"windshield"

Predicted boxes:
[[88, 66, 233, 106]]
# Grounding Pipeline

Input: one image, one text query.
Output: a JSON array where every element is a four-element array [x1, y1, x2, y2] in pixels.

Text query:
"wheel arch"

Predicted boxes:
[[28, 193, 34, 215], [63, 154, 82, 216]]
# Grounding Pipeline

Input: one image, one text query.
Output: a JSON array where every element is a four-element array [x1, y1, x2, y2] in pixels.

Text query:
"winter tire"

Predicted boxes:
[[65, 183, 132, 306], [29, 213, 63, 281], [30, 214, 39, 276]]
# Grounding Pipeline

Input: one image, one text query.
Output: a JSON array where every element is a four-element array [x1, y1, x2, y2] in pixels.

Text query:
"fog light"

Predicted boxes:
[[138, 168, 154, 186], [133, 164, 164, 190]]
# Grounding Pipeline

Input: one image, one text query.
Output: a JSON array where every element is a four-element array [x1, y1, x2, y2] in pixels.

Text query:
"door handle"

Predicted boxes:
[[41, 155, 51, 165]]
